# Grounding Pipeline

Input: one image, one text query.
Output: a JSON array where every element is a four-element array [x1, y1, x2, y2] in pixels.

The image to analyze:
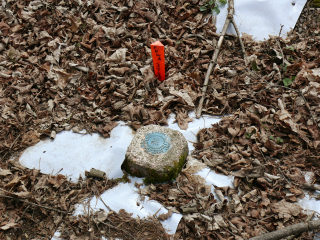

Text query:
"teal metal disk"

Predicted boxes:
[[141, 132, 171, 154]]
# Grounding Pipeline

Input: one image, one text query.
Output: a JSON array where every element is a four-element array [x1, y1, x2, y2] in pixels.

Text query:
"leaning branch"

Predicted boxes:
[[249, 220, 320, 240], [196, 0, 235, 118], [231, 19, 246, 58]]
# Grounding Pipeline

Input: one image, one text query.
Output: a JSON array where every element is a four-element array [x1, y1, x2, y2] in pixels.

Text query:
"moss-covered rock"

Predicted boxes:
[[311, 0, 320, 8], [121, 125, 188, 184]]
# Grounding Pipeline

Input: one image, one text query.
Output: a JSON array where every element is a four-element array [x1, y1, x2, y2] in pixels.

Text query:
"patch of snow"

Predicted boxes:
[[184, 157, 234, 200], [168, 112, 221, 152], [19, 112, 220, 181], [216, 0, 307, 40], [19, 122, 133, 182], [74, 177, 182, 235], [300, 172, 320, 221], [51, 231, 62, 240], [298, 194, 320, 216], [197, 167, 234, 188], [20, 111, 222, 236]]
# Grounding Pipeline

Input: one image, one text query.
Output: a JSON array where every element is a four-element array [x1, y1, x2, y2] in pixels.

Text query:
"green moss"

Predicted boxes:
[[121, 157, 145, 178], [311, 0, 320, 7], [143, 150, 188, 184], [114, 172, 130, 183]]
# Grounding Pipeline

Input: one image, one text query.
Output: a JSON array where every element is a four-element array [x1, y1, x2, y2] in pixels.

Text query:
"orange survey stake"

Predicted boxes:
[[151, 41, 165, 81]]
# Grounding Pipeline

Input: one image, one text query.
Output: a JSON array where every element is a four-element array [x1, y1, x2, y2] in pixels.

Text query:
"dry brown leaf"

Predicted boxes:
[[175, 110, 192, 130], [108, 67, 130, 76], [0, 168, 12, 176], [228, 126, 240, 137], [14, 191, 31, 198], [169, 88, 195, 107], [21, 130, 40, 146], [5, 175, 21, 188], [157, 210, 173, 221], [271, 200, 302, 220], [107, 48, 127, 62], [0, 221, 18, 231]]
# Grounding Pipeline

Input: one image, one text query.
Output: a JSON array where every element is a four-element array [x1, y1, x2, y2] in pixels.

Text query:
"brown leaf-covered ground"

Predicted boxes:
[[0, 0, 320, 239]]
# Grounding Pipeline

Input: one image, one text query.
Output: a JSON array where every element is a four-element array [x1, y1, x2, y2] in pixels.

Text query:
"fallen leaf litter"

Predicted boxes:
[[0, 0, 320, 239]]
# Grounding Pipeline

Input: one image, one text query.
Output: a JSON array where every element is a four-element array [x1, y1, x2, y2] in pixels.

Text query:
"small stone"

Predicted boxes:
[[122, 125, 188, 183]]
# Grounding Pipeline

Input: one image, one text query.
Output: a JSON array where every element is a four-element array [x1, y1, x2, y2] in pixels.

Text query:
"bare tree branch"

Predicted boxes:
[[249, 220, 320, 240], [196, 0, 236, 118]]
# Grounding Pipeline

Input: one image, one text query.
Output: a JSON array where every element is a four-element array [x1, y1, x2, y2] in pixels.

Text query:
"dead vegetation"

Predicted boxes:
[[0, 0, 319, 239]]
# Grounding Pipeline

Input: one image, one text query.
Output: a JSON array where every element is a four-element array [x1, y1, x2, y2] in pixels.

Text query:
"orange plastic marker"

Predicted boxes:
[[151, 41, 165, 81]]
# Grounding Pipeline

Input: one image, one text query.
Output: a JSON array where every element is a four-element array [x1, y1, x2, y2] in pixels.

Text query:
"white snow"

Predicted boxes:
[[197, 167, 234, 188], [74, 177, 182, 235], [51, 231, 62, 240], [298, 194, 320, 216], [216, 0, 307, 40], [298, 173, 320, 217], [19, 122, 133, 182], [168, 112, 220, 152]]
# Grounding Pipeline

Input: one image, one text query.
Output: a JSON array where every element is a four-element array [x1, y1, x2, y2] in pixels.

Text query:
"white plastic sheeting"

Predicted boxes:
[[216, 0, 307, 40]]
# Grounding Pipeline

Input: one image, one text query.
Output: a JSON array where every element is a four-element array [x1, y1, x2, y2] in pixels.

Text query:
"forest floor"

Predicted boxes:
[[0, 0, 320, 239]]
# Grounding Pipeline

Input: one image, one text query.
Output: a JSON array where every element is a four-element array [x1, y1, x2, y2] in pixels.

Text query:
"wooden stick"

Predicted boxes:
[[231, 19, 246, 58], [0, 193, 68, 214], [196, 0, 235, 118], [302, 183, 320, 191], [249, 220, 320, 240]]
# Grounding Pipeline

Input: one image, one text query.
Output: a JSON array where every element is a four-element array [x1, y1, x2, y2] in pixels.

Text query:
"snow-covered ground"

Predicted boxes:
[[19, 112, 221, 181], [19, 112, 233, 238], [19, 122, 133, 181], [216, 0, 307, 40], [299, 172, 320, 217], [73, 177, 183, 234], [19, 111, 320, 239]]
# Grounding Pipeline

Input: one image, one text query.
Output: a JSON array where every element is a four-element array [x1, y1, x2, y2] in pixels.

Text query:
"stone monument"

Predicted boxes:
[[121, 125, 188, 183]]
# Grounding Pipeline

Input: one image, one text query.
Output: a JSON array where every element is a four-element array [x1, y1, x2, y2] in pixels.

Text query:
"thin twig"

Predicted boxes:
[[298, 89, 318, 127], [0, 193, 69, 214], [302, 183, 320, 191], [100, 220, 135, 239], [99, 196, 112, 212], [276, 24, 285, 66], [196, 0, 235, 118], [231, 19, 246, 58], [10, 133, 21, 149]]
